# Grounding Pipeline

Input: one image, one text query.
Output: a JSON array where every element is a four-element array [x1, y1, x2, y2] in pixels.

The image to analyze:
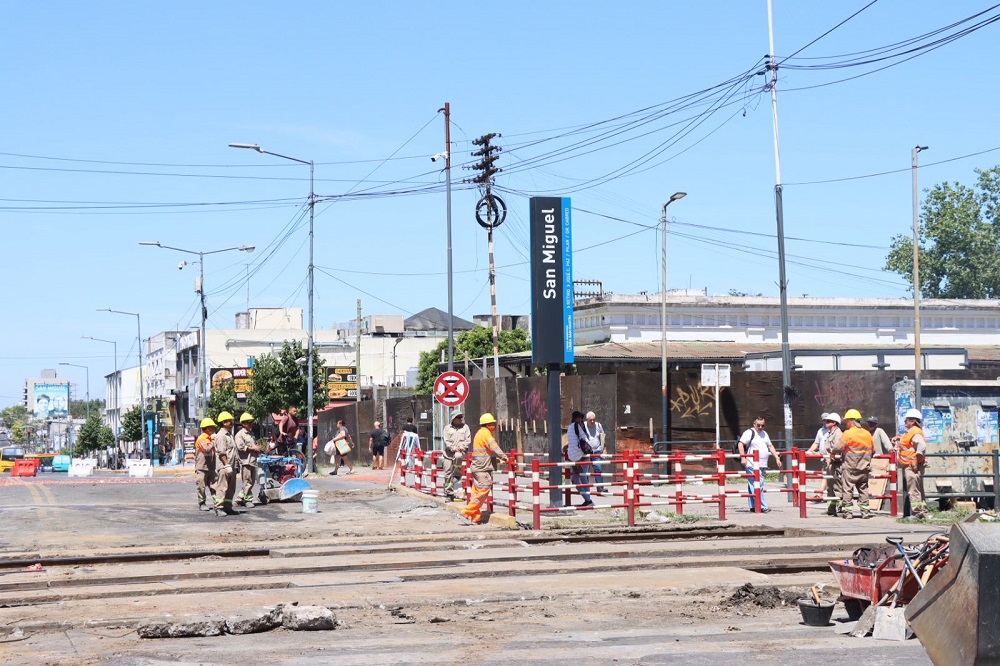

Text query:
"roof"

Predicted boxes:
[[405, 307, 476, 332]]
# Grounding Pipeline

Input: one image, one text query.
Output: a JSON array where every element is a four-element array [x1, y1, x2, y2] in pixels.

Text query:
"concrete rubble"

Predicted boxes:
[[138, 604, 336, 638]]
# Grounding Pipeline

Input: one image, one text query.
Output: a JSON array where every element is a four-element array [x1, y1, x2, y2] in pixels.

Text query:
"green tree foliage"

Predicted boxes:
[[120, 405, 144, 443], [207, 379, 240, 421], [1, 405, 28, 427], [246, 340, 327, 422], [75, 413, 114, 455], [70, 399, 105, 420], [886, 166, 1000, 298], [416, 326, 532, 393]]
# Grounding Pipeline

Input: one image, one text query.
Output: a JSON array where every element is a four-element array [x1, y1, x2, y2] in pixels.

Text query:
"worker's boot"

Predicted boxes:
[[826, 502, 838, 516], [198, 502, 211, 512]]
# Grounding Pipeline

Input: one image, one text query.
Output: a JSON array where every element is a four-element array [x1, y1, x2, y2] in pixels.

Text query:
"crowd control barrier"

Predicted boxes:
[[793, 449, 898, 517], [127, 459, 153, 478], [68, 459, 97, 478]]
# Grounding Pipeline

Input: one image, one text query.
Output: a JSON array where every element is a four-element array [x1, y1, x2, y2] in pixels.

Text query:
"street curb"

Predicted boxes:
[[392, 483, 518, 529]]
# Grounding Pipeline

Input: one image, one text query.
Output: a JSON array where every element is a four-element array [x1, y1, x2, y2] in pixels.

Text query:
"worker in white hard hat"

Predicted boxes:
[[892, 408, 929, 519], [442, 410, 471, 501], [820, 413, 844, 516], [807, 413, 833, 498]]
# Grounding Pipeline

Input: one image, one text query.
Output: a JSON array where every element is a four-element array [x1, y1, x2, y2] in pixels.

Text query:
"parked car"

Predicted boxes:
[[52, 455, 71, 472]]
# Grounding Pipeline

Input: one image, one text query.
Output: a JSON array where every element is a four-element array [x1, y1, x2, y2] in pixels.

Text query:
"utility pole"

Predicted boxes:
[[439, 103, 455, 372], [466, 132, 507, 378], [356, 299, 362, 406], [767, 0, 795, 451], [912, 145, 928, 412]]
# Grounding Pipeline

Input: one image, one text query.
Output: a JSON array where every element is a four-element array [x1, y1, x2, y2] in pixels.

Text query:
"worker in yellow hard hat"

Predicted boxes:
[[836, 409, 874, 519], [460, 413, 508, 525], [195, 418, 217, 511], [211, 412, 239, 516], [234, 413, 261, 507]]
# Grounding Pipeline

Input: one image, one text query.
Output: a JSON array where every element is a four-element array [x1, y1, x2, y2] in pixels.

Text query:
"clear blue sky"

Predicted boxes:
[[2, 1, 998, 405]]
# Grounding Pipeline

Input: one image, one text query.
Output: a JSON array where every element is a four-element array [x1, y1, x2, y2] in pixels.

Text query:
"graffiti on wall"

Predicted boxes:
[[813, 375, 874, 412], [520, 387, 548, 421], [671, 385, 714, 419]]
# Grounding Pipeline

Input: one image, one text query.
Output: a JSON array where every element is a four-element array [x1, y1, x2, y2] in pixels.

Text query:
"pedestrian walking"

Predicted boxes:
[[368, 421, 389, 471], [820, 413, 845, 515], [402, 417, 418, 435], [235, 412, 261, 507], [837, 409, 874, 519], [397, 425, 420, 472], [194, 418, 217, 511], [565, 411, 594, 507], [443, 410, 471, 500], [211, 411, 239, 516], [331, 419, 355, 474], [864, 416, 892, 456], [278, 406, 300, 455], [807, 414, 832, 497], [737, 417, 780, 512], [584, 411, 607, 493], [460, 413, 507, 525], [892, 408, 930, 519]]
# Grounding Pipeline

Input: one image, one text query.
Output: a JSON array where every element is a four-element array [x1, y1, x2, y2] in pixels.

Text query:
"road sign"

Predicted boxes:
[[434, 371, 469, 407], [701, 363, 731, 387]]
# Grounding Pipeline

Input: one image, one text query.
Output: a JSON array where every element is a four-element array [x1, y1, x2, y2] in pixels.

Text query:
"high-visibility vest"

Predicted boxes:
[[841, 426, 874, 456], [470, 427, 502, 473], [195, 433, 214, 456], [898, 426, 922, 467]]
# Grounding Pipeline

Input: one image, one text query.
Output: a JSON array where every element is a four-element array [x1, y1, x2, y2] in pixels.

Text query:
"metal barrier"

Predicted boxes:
[[794, 450, 898, 517], [922, 450, 999, 509]]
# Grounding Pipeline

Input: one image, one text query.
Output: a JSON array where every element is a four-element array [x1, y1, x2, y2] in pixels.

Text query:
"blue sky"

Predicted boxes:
[[2, 1, 998, 405]]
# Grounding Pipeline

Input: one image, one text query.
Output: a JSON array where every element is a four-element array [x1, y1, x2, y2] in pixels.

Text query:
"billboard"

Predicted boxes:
[[529, 197, 574, 365], [33, 382, 70, 419], [210, 367, 254, 401], [325, 366, 358, 399]]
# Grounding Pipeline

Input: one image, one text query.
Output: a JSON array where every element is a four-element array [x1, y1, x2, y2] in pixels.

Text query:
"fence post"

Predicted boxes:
[[791, 447, 799, 507], [508, 452, 517, 518], [799, 450, 808, 518], [626, 450, 636, 527], [717, 448, 726, 521], [889, 449, 899, 517], [414, 451, 424, 493], [429, 451, 438, 497], [993, 449, 1000, 511], [462, 451, 471, 500], [532, 457, 541, 530], [753, 449, 762, 513]]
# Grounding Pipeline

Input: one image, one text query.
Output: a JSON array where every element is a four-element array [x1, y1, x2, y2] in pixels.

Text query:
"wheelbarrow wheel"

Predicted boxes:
[[257, 488, 269, 505], [843, 599, 869, 621]]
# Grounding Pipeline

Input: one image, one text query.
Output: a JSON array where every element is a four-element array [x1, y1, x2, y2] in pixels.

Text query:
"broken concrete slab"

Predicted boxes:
[[137, 615, 226, 638], [224, 607, 283, 635], [282, 605, 337, 631]]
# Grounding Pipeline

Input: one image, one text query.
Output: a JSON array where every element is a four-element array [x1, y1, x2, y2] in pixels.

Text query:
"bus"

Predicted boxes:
[[0, 446, 26, 473]]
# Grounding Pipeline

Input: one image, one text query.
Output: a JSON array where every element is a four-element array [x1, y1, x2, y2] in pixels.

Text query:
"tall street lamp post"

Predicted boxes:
[[229, 142, 316, 472], [139, 241, 255, 417], [661, 192, 687, 446], [911, 145, 928, 412], [82, 335, 118, 446], [98, 308, 150, 459], [58, 362, 90, 419]]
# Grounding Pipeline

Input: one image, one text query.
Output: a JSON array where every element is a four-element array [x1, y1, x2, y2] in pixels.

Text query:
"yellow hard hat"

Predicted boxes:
[[479, 412, 497, 425], [217, 411, 235, 423], [200, 418, 217, 430], [844, 409, 863, 421], [239, 412, 254, 423]]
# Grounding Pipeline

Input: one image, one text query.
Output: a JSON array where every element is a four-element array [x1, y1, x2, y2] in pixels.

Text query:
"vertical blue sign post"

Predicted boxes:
[[530, 197, 573, 506]]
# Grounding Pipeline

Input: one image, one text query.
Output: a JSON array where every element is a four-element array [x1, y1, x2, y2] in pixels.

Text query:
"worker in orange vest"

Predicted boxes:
[[195, 418, 217, 511], [836, 409, 874, 519], [892, 408, 929, 519], [460, 413, 508, 525]]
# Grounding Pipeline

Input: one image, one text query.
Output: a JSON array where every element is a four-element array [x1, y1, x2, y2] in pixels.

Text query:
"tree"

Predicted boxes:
[[70, 399, 105, 420], [75, 413, 114, 455], [416, 326, 532, 393], [121, 405, 144, 444], [245, 340, 327, 422], [1, 405, 27, 427], [207, 379, 240, 421], [886, 166, 1000, 298]]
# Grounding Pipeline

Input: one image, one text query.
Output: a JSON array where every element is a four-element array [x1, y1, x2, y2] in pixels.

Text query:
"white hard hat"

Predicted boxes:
[[904, 408, 922, 421], [820, 413, 829, 421], [824, 413, 841, 423]]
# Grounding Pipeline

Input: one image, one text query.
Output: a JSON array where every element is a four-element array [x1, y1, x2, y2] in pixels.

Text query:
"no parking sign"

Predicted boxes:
[[434, 371, 469, 407]]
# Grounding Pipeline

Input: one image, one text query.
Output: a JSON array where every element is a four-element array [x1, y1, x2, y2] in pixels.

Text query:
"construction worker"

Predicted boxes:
[[822, 413, 845, 516], [837, 409, 874, 519], [892, 408, 929, 519], [865, 416, 893, 455], [460, 413, 508, 525], [442, 410, 471, 501], [235, 412, 261, 507], [195, 418, 217, 511], [212, 411, 239, 516]]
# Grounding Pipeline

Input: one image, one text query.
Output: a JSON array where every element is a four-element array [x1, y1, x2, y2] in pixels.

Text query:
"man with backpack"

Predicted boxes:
[[737, 417, 780, 513], [566, 411, 594, 507]]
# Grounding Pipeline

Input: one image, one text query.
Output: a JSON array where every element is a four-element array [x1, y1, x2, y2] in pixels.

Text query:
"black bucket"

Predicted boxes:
[[797, 598, 836, 626]]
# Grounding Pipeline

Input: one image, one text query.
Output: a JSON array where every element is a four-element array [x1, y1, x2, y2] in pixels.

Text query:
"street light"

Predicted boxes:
[[661, 192, 687, 447], [392, 336, 405, 399], [58, 362, 90, 419], [912, 145, 929, 413], [139, 241, 255, 418], [230, 142, 316, 472], [82, 336, 117, 448], [98, 308, 150, 460]]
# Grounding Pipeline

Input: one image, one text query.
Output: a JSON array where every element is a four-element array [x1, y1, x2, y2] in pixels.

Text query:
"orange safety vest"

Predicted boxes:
[[841, 426, 874, 456], [898, 426, 922, 467], [470, 427, 503, 474], [196, 433, 214, 456]]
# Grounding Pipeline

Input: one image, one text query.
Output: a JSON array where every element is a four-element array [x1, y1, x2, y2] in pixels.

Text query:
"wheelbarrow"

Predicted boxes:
[[828, 553, 921, 620]]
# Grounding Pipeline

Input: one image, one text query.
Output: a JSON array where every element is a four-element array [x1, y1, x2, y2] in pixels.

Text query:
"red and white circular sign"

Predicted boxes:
[[434, 371, 469, 407]]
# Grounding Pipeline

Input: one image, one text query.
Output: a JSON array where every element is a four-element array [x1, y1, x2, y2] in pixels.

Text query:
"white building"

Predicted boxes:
[[103, 365, 142, 440]]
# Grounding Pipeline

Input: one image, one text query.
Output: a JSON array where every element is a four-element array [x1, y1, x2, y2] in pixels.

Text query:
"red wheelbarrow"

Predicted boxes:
[[829, 555, 922, 620]]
